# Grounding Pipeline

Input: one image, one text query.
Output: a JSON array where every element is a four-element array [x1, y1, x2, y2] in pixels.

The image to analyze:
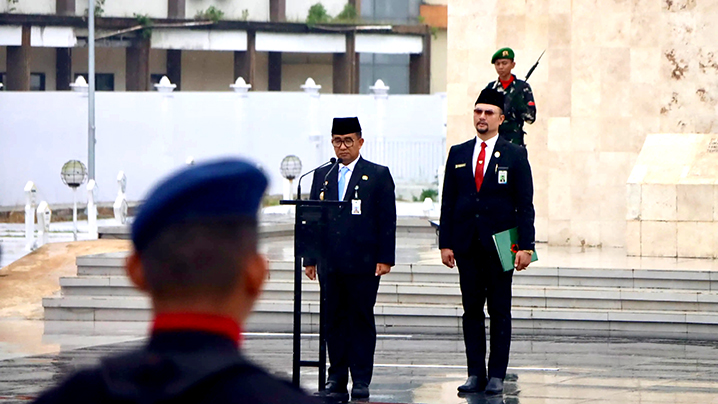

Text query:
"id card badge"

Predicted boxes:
[[498, 167, 508, 184], [351, 199, 362, 215]]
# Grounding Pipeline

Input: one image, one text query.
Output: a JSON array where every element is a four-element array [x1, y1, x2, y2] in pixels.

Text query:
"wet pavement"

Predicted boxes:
[[3, 210, 718, 403], [1, 331, 718, 403]]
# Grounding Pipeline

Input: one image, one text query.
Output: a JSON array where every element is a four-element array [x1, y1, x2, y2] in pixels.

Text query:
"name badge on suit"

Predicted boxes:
[[498, 167, 508, 184]]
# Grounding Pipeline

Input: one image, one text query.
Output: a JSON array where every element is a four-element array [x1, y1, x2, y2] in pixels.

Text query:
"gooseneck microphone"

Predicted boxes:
[[296, 158, 336, 200], [319, 158, 343, 200]]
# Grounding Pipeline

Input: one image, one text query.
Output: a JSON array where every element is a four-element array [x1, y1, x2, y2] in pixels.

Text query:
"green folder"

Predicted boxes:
[[492, 227, 538, 272]]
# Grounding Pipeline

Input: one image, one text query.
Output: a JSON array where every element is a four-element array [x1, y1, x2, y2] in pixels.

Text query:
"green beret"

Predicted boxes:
[[491, 47, 514, 63]]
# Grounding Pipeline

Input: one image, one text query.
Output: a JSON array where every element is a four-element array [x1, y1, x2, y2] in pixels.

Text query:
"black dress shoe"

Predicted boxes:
[[351, 382, 370, 400], [457, 375, 486, 393], [314, 380, 349, 403], [485, 377, 504, 395]]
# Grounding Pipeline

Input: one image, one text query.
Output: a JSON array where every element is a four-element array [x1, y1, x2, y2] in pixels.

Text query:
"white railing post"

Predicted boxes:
[[301, 78, 322, 167], [231, 77, 252, 157], [24, 181, 37, 251], [114, 171, 128, 225], [154, 76, 178, 167], [36, 201, 51, 247], [70, 75, 88, 94], [370, 79, 389, 165], [87, 179, 98, 239], [154, 75, 177, 93], [230, 76, 251, 94], [438, 164, 446, 205]]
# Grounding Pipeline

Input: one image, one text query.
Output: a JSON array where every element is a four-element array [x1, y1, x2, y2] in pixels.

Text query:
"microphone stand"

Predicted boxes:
[[296, 158, 335, 200], [319, 158, 342, 200]]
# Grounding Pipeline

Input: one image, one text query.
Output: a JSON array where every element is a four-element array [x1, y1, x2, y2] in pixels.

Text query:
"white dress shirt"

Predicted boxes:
[[472, 134, 499, 178]]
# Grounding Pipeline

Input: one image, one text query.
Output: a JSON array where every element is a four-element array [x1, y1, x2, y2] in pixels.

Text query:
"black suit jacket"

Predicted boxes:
[[304, 156, 396, 274], [439, 136, 535, 256], [32, 331, 319, 404]]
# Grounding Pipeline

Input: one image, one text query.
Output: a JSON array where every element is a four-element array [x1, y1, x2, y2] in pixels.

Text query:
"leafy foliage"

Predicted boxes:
[[306, 3, 331, 26], [414, 188, 439, 202], [134, 13, 153, 39], [195, 6, 225, 23], [82, 0, 105, 17], [7, 0, 19, 13], [334, 3, 358, 23]]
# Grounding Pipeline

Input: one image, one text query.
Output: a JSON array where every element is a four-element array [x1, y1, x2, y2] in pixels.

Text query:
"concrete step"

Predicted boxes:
[[57, 276, 718, 313], [42, 296, 718, 340], [265, 261, 718, 291], [75, 255, 718, 292]]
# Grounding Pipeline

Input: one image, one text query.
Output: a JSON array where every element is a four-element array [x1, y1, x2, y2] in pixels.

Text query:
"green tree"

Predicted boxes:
[[195, 6, 225, 23], [306, 3, 331, 26], [334, 3, 358, 23]]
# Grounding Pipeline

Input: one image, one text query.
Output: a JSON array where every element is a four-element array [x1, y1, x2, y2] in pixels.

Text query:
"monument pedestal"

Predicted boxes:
[[627, 134, 718, 258]]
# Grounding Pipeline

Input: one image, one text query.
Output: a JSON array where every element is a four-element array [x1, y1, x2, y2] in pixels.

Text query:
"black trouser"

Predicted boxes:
[[321, 271, 381, 386], [456, 240, 514, 380]]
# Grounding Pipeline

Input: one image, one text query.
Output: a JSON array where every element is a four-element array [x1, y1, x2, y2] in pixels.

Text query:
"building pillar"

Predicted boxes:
[[126, 38, 151, 91], [349, 0, 360, 15], [6, 25, 31, 91], [268, 0, 285, 91], [333, 31, 357, 94], [234, 31, 256, 88], [270, 0, 286, 22], [268, 52, 282, 91], [56, 0, 75, 15], [167, 49, 182, 91], [410, 32, 431, 94], [56, 48, 72, 90], [168, 0, 185, 19], [56, 0, 75, 91]]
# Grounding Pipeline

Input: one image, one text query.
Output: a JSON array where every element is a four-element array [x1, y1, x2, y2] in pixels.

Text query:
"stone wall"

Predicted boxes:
[[447, 0, 718, 247], [627, 133, 718, 258]]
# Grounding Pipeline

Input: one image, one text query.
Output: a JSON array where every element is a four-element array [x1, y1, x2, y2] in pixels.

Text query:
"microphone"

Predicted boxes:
[[296, 158, 336, 200], [320, 158, 343, 200]]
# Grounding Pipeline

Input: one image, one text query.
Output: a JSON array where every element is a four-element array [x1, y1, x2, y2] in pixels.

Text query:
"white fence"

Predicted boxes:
[[0, 86, 446, 207]]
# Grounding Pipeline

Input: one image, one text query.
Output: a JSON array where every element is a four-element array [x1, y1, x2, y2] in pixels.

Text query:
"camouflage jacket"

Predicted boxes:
[[485, 75, 536, 137]]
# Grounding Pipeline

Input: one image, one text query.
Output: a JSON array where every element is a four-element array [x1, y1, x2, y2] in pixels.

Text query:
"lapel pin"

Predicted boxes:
[[494, 151, 501, 158], [362, 175, 369, 180]]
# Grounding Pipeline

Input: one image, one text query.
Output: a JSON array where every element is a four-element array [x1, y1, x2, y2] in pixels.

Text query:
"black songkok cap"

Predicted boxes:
[[331, 117, 362, 135], [475, 88, 505, 112]]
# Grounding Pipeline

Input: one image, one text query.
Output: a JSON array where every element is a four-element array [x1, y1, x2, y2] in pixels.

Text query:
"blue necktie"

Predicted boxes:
[[338, 166, 348, 200]]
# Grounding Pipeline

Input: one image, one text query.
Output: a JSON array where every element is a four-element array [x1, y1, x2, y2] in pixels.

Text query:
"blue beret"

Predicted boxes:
[[131, 159, 268, 252]]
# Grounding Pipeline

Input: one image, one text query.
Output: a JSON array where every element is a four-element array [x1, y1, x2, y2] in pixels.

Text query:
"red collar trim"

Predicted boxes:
[[499, 75, 515, 89], [152, 313, 243, 347]]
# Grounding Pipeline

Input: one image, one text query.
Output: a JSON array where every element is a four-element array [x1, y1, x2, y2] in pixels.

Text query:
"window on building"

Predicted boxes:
[[74, 73, 115, 91], [359, 53, 410, 95], [361, 0, 421, 24], [358, 1, 418, 94], [0, 72, 46, 91]]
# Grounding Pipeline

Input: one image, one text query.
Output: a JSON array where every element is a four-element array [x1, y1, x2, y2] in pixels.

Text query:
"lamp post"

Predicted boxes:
[[280, 155, 302, 200], [60, 160, 88, 241]]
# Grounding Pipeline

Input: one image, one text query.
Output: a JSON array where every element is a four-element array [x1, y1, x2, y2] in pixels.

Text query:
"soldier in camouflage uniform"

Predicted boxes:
[[485, 47, 536, 146]]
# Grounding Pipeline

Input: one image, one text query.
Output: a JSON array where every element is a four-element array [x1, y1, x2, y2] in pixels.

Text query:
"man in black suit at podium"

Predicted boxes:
[[439, 89, 536, 395], [304, 117, 397, 402]]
